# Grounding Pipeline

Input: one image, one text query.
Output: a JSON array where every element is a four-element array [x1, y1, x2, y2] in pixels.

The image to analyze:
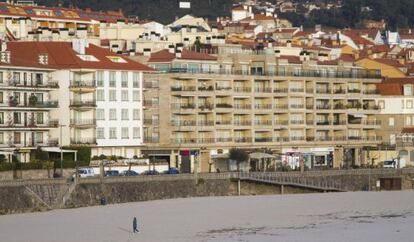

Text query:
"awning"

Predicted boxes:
[[249, 152, 278, 159], [41, 147, 78, 153]]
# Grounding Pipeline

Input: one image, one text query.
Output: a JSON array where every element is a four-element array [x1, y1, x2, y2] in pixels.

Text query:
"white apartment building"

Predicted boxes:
[[0, 40, 152, 162]]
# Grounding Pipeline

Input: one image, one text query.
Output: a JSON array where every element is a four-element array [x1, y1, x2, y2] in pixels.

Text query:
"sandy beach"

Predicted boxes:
[[0, 191, 413, 242]]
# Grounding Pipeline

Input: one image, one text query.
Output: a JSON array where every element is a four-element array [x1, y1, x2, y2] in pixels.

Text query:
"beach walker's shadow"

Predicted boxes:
[[118, 227, 133, 234]]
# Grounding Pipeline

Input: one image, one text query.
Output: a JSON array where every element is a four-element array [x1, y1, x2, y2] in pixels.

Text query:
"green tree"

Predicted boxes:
[[229, 148, 249, 172]]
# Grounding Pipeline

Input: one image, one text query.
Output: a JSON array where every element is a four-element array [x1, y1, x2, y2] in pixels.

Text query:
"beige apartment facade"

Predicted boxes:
[[142, 50, 382, 172]]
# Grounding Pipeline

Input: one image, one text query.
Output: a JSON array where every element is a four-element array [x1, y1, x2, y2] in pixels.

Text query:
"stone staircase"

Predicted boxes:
[[25, 182, 73, 209]]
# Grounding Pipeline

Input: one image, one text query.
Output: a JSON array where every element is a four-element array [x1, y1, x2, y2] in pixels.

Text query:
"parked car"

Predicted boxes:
[[143, 170, 159, 175], [74, 167, 95, 178], [119, 170, 139, 176], [163, 168, 180, 174], [105, 170, 120, 177]]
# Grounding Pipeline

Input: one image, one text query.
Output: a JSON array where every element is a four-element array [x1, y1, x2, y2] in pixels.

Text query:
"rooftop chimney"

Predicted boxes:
[[143, 48, 151, 57], [175, 50, 182, 58], [168, 45, 175, 53]]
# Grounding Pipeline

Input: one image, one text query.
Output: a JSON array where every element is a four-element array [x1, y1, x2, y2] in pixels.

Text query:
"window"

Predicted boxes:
[[121, 72, 128, 87], [408, 100, 413, 109], [0, 72, 3, 83], [109, 71, 116, 87], [0, 132, 3, 144], [390, 134, 396, 145], [121, 127, 129, 139], [96, 109, 105, 120], [133, 72, 140, 88], [406, 116, 412, 126], [132, 91, 140, 101], [13, 132, 21, 144], [12, 72, 20, 84], [35, 132, 43, 144], [97, 71, 104, 87], [404, 84, 413, 96], [34, 93, 43, 103], [109, 128, 117, 139], [97, 128, 105, 139], [13, 112, 21, 124], [0, 112, 3, 124], [133, 109, 140, 120], [109, 109, 117, 120], [121, 90, 129, 101], [378, 100, 385, 109], [97, 90, 104, 101], [0, 91, 2, 103], [35, 73, 43, 85], [121, 109, 129, 120], [133, 127, 140, 139], [36, 112, 44, 124], [389, 117, 395, 126], [109, 90, 116, 101]]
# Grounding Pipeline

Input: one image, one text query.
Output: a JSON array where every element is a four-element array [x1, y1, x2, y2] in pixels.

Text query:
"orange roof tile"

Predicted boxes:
[[5, 41, 152, 71]]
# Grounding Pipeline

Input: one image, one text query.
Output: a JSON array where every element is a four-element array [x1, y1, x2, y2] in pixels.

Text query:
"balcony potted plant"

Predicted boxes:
[[8, 96, 18, 107], [28, 94, 38, 107]]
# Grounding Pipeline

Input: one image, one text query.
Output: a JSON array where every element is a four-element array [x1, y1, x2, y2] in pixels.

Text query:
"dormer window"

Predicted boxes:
[[77, 54, 99, 62], [107, 56, 127, 63], [38, 54, 48, 65], [404, 84, 413, 96]]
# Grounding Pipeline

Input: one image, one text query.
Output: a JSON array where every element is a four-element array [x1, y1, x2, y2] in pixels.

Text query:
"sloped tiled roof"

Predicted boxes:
[[4, 41, 153, 71]]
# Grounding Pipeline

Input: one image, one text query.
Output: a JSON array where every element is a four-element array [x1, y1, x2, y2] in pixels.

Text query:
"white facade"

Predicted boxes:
[[93, 70, 144, 158]]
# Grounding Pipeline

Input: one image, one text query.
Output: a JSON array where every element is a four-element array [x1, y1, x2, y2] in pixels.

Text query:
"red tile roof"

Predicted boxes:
[[5, 41, 153, 71], [374, 58, 405, 68], [402, 127, 414, 134], [0, 2, 125, 23], [377, 77, 414, 95], [279, 55, 302, 64], [147, 49, 217, 62]]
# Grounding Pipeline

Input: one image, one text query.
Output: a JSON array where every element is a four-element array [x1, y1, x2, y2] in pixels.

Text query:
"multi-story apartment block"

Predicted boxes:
[[0, 47, 59, 162], [0, 40, 151, 162], [142, 48, 382, 172], [375, 77, 414, 166]]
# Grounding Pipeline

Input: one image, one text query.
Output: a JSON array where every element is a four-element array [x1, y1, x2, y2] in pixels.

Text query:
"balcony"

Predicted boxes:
[[347, 89, 361, 94], [235, 137, 252, 143], [171, 86, 196, 92], [171, 103, 196, 109], [334, 103, 346, 110], [8, 80, 59, 89], [70, 138, 97, 145], [333, 120, 347, 125], [365, 120, 381, 126], [216, 103, 233, 108], [333, 89, 346, 94], [144, 137, 160, 143], [70, 119, 96, 127], [254, 120, 272, 126], [216, 137, 233, 143], [306, 88, 314, 93], [316, 104, 331, 110], [70, 100, 96, 108], [316, 89, 331, 94], [363, 104, 380, 110], [306, 104, 314, 109], [273, 137, 289, 142], [255, 104, 272, 110], [316, 120, 330, 125], [198, 104, 214, 110], [234, 104, 251, 109], [290, 88, 304, 93], [274, 88, 288, 93], [144, 119, 159, 125], [215, 120, 232, 125], [315, 136, 333, 141], [290, 104, 304, 109], [197, 138, 215, 144], [274, 120, 289, 125], [274, 104, 289, 109], [363, 90, 379, 95], [290, 136, 305, 141], [234, 120, 252, 126], [255, 137, 272, 142], [216, 86, 232, 91], [254, 87, 272, 93], [198, 86, 214, 91], [70, 80, 96, 88], [171, 120, 196, 126], [197, 120, 215, 126], [291, 120, 305, 125], [234, 87, 251, 93], [144, 82, 158, 89], [334, 136, 347, 141], [170, 138, 197, 144]]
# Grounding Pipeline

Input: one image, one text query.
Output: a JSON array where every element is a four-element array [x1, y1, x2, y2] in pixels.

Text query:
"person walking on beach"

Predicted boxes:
[[133, 217, 139, 233]]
